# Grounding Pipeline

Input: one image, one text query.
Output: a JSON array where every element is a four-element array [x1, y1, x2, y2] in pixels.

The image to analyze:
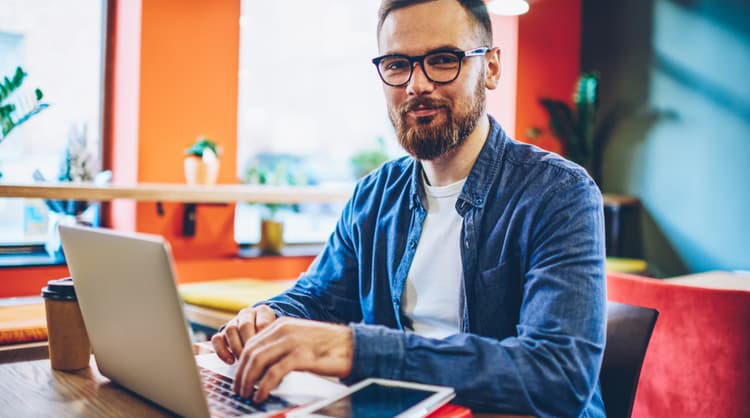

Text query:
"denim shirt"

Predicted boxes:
[[261, 116, 607, 417]]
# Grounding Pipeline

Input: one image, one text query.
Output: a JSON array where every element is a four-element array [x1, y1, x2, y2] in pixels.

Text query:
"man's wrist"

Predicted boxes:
[[347, 323, 405, 382], [336, 324, 355, 378]]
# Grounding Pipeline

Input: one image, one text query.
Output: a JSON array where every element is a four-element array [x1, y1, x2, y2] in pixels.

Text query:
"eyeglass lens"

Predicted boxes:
[[378, 52, 462, 86]]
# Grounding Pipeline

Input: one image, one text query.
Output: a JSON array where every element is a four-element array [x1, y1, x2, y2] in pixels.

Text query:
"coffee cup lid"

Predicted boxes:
[[42, 277, 78, 301]]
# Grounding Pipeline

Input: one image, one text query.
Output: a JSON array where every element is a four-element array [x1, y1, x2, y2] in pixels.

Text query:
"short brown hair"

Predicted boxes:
[[377, 0, 493, 46]]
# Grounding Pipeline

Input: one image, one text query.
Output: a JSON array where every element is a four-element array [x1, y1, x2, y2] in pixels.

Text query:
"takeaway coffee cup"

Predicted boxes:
[[42, 277, 91, 371]]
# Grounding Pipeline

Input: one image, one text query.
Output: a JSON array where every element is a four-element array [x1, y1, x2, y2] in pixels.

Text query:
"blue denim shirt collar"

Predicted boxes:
[[408, 116, 507, 215]]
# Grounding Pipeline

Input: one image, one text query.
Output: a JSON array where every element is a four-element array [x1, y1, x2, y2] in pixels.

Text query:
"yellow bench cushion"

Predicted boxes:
[[0, 302, 47, 345], [178, 278, 295, 313], [606, 257, 648, 274]]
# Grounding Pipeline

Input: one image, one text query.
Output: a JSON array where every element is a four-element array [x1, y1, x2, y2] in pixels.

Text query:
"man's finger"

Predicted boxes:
[[224, 324, 244, 360], [211, 333, 234, 364], [253, 355, 297, 403], [237, 320, 257, 347], [236, 337, 289, 399], [255, 305, 276, 331]]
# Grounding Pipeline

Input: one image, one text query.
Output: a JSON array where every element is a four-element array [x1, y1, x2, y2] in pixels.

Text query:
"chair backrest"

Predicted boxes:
[[600, 301, 659, 418]]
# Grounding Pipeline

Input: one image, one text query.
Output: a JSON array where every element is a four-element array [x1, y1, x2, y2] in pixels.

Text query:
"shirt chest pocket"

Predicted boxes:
[[474, 262, 523, 338]]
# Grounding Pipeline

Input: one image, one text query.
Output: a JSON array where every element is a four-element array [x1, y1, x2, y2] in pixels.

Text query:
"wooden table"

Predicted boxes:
[[0, 344, 529, 418], [0, 355, 178, 417]]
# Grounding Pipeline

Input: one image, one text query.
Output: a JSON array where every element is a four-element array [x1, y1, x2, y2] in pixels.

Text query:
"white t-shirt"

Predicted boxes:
[[401, 175, 465, 339]]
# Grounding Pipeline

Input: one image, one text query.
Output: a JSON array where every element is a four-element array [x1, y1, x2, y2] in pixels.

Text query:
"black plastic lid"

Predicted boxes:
[[41, 277, 78, 301]]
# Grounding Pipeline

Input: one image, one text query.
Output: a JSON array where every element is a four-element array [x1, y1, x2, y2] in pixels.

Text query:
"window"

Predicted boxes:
[[0, 0, 107, 247], [235, 0, 403, 244]]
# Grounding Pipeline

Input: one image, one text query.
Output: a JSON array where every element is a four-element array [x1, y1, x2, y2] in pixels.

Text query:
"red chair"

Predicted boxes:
[[607, 272, 750, 418]]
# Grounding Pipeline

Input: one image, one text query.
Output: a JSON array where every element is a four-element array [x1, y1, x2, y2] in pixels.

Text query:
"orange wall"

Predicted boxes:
[[0, 265, 70, 298], [0, 256, 315, 298], [515, 0, 581, 151], [109, 0, 241, 259], [135, 0, 240, 259]]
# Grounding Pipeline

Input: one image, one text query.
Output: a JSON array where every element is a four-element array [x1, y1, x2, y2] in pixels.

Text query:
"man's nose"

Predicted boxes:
[[406, 62, 435, 96]]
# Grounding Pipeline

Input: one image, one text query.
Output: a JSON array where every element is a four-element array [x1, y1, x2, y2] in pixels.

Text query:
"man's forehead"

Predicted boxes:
[[377, 0, 477, 55]]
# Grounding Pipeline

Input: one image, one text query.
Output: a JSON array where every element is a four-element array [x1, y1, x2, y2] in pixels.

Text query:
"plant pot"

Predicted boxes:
[[184, 156, 219, 185], [45, 211, 79, 260], [258, 219, 284, 255]]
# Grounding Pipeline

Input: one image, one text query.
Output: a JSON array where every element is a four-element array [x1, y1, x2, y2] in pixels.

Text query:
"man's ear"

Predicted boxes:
[[485, 47, 502, 90]]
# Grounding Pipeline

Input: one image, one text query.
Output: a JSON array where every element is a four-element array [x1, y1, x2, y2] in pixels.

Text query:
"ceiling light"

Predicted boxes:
[[486, 0, 530, 16]]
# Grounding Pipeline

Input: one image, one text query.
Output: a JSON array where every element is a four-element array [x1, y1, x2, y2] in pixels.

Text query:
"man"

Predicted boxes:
[[212, 0, 606, 416]]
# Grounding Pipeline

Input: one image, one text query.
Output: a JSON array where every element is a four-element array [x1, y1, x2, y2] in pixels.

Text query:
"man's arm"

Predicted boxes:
[[347, 177, 606, 417], [212, 185, 363, 364]]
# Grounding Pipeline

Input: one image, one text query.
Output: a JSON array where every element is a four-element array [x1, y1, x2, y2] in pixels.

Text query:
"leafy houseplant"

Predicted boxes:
[[243, 156, 309, 255], [43, 124, 107, 259], [538, 72, 600, 182], [0, 67, 48, 141], [0, 66, 49, 178], [184, 136, 221, 185]]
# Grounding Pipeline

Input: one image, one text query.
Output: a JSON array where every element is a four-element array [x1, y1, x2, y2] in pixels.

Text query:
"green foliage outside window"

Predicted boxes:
[[0, 66, 49, 143]]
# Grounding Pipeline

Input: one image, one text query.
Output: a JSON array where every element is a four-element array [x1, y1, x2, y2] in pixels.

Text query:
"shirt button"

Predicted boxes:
[[392, 297, 400, 305], [475, 198, 483, 205], [409, 240, 417, 249], [464, 239, 469, 249]]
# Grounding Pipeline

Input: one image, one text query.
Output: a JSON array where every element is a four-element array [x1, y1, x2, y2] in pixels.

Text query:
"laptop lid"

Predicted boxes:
[[59, 225, 212, 418]]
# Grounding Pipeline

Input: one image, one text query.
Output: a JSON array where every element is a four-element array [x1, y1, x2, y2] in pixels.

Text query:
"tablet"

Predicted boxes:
[[288, 378, 455, 418]]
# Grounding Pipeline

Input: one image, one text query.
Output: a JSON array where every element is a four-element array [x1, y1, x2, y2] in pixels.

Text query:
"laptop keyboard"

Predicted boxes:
[[199, 367, 292, 417]]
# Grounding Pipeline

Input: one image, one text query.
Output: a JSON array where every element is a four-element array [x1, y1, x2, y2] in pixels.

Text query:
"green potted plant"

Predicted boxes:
[[43, 123, 108, 259], [537, 72, 600, 182], [243, 156, 308, 255], [184, 136, 221, 185], [0, 66, 49, 179]]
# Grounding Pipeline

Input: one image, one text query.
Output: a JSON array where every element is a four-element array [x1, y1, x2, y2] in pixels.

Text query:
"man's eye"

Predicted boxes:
[[383, 59, 409, 72], [426, 54, 459, 67]]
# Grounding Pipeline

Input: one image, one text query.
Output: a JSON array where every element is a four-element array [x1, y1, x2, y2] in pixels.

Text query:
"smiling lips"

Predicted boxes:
[[409, 107, 440, 118], [407, 104, 446, 120], [401, 98, 450, 122]]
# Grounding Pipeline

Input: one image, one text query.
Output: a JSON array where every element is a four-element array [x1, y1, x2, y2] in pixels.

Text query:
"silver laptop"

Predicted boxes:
[[58, 224, 343, 418]]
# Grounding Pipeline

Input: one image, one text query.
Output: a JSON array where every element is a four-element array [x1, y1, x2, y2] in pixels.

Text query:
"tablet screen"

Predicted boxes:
[[310, 381, 435, 417]]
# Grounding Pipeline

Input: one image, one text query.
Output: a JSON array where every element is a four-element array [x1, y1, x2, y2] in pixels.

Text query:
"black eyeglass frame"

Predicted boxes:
[[371, 47, 491, 87]]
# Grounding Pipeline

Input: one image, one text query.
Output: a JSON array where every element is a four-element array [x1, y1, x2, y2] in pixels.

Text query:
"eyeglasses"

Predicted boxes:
[[372, 47, 490, 87]]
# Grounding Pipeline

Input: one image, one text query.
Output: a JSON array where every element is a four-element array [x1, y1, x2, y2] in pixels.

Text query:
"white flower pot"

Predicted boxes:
[[184, 156, 219, 185]]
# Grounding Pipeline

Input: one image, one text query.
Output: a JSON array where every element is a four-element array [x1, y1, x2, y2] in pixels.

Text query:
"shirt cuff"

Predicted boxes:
[[347, 323, 406, 383]]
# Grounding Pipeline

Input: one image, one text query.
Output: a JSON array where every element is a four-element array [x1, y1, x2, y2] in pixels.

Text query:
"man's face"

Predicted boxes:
[[378, 0, 488, 161]]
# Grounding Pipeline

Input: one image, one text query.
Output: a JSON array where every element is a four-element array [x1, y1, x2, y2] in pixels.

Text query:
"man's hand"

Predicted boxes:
[[233, 317, 354, 403], [211, 305, 277, 365]]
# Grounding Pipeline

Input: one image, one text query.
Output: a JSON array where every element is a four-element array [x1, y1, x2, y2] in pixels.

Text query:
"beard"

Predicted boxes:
[[389, 76, 486, 161]]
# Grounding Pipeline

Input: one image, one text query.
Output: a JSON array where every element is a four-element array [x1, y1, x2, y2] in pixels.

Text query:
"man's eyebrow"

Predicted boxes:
[[380, 44, 462, 56], [425, 45, 463, 53]]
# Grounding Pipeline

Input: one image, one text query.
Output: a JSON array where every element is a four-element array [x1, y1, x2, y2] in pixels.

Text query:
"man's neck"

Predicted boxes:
[[421, 115, 490, 187]]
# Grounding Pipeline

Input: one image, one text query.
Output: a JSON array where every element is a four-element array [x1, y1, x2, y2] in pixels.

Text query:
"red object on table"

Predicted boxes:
[[428, 403, 472, 418]]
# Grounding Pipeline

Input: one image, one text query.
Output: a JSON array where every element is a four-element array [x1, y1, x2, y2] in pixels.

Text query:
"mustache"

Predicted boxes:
[[400, 97, 451, 114]]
